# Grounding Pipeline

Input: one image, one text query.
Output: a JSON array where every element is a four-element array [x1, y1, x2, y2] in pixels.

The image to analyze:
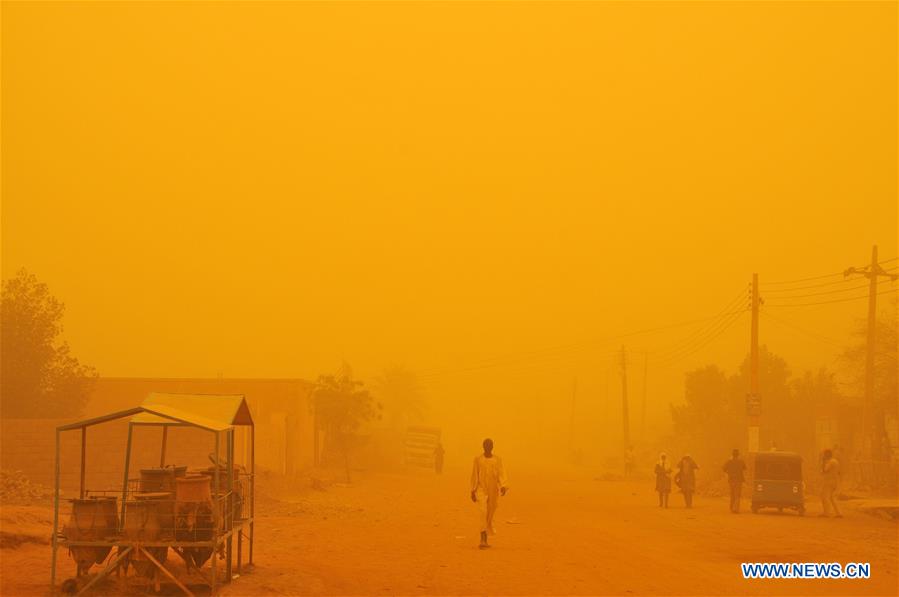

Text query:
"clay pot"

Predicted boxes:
[[175, 474, 212, 503], [124, 498, 167, 576], [64, 497, 118, 575], [135, 491, 175, 538], [139, 468, 176, 493]]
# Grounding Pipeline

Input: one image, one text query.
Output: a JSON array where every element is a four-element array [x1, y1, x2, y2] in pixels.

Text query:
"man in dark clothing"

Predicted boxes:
[[722, 448, 746, 513], [675, 454, 699, 508], [624, 445, 635, 477]]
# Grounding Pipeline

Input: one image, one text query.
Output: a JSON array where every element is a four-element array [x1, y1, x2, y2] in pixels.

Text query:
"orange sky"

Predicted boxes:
[[2, 1, 896, 437]]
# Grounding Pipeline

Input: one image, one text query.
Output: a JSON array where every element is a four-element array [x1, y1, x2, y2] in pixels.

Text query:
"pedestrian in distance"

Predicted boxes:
[[470, 438, 508, 549], [819, 448, 843, 518], [722, 448, 746, 513], [654, 453, 672, 508], [624, 445, 636, 477], [675, 454, 699, 508], [434, 442, 445, 474]]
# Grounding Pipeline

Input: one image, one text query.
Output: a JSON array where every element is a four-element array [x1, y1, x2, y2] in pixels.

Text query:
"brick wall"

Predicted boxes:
[[89, 378, 316, 474], [1, 418, 71, 490], [1, 417, 215, 495], [1, 378, 316, 494]]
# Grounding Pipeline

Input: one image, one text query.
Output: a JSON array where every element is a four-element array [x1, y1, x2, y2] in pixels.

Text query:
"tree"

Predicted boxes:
[[840, 299, 898, 459], [735, 346, 792, 451], [372, 365, 426, 432], [791, 368, 846, 460], [670, 347, 793, 468], [312, 363, 380, 482], [671, 364, 744, 467], [0, 269, 97, 417]]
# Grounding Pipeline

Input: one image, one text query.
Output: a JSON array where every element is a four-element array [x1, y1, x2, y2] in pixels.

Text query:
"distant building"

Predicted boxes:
[[88, 377, 316, 475]]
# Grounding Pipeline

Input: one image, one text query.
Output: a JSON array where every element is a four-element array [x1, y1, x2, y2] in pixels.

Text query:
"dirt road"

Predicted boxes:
[[3, 465, 897, 595]]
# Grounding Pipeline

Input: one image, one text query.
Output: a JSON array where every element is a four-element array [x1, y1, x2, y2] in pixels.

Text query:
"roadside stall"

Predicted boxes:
[[50, 393, 255, 596]]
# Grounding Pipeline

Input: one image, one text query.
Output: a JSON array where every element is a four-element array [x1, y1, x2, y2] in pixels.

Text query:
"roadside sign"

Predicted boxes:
[[746, 393, 761, 416]]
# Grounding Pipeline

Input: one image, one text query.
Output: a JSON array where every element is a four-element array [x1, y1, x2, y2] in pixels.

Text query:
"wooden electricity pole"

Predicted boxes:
[[620, 346, 631, 454], [748, 274, 761, 453], [603, 367, 610, 454], [641, 352, 648, 442], [844, 245, 898, 458], [569, 376, 578, 455]]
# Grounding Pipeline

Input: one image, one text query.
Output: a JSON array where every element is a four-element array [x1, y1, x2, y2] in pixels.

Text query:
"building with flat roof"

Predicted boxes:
[[88, 377, 316, 475]]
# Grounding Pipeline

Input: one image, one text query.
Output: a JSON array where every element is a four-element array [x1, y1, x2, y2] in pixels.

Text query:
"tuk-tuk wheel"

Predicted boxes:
[[798, 506, 805, 516]]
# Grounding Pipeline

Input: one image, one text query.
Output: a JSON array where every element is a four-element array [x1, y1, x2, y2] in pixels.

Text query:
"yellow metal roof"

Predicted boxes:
[[130, 392, 253, 429]]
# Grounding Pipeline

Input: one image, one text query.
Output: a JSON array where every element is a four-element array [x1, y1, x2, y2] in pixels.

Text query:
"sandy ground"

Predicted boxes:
[[2, 465, 897, 596]]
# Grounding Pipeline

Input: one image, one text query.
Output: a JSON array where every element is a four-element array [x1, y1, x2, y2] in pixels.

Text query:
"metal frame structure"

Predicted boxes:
[[50, 394, 255, 596]]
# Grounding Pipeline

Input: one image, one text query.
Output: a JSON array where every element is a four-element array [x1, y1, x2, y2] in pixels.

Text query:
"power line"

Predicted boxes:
[[644, 285, 750, 360], [418, 346, 620, 380], [759, 310, 843, 348], [654, 311, 747, 368], [649, 308, 746, 362], [763, 267, 896, 305], [418, 285, 751, 381], [652, 308, 746, 364], [417, 264, 890, 384], [416, 335, 624, 379], [760, 282, 871, 300], [761, 276, 880, 293], [762, 270, 849, 285], [842, 246, 897, 457], [643, 287, 749, 358], [766, 287, 897, 308], [421, 352, 619, 390], [760, 260, 897, 286]]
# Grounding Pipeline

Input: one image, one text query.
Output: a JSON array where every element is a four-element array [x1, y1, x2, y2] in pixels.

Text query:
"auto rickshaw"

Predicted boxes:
[[751, 451, 805, 515]]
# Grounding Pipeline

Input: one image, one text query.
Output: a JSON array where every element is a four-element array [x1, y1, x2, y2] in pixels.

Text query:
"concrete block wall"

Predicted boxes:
[[2, 377, 316, 495], [2, 417, 215, 495]]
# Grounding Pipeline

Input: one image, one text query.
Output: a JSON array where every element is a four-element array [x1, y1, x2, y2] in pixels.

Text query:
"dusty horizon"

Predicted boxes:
[[3, 3, 896, 446], [1, 2, 897, 596]]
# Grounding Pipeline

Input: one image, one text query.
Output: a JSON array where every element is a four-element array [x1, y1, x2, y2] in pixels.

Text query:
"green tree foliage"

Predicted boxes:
[[312, 363, 380, 481], [0, 269, 97, 417], [372, 364, 426, 432]]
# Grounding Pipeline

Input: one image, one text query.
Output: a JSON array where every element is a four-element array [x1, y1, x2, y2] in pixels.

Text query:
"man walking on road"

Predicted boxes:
[[470, 438, 508, 549], [820, 448, 843, 518], [654, 453, 672, 508], [723, 449, 746, 513], [675, 454, 699, 508]]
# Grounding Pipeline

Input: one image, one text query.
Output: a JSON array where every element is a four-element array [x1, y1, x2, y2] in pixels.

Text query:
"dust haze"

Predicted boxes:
[[1, 1, 897, 596]]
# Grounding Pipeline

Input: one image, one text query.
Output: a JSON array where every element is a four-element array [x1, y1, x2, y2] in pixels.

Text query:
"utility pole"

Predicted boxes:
[[747, 274, 761, 453], [620, 346, 631, 456], [569, 376, 578, 456], [844, 245, 898, 458], [603, 368, 610, 455], [641, 352, 648, 442]]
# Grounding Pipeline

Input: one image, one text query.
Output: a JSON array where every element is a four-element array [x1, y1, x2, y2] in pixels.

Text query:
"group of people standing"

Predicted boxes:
[[652, 448, 747, 512], [654, 447, 844, 517], [653, 452, 699, 508], [466, 439, 844, 551]]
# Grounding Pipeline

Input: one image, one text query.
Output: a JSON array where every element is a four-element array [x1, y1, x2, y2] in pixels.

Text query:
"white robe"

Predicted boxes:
[[470, 454, 508, 534]]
